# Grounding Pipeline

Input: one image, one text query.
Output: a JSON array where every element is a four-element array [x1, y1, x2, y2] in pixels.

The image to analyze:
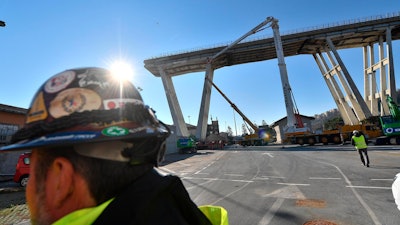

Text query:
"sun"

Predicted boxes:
[[109, 60, 134, 81]]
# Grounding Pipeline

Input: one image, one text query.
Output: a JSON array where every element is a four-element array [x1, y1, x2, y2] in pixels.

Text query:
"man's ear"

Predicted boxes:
[[45, 157, 74, 208]]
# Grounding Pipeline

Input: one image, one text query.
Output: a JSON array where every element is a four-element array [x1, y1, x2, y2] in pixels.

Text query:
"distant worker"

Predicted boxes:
[[0, 67, 228, 225], [351, 130, 370, 167]]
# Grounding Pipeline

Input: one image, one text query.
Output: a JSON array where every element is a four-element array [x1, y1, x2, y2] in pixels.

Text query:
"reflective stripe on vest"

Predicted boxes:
[[352, 135, 367, 149]]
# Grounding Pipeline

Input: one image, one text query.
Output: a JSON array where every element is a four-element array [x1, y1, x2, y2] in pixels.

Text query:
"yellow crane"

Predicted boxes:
[[205, 77, 269, 146]]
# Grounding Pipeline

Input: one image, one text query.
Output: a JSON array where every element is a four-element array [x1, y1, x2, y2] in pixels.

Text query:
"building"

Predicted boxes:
[[207, 119, 220, 135], [0, 104, 27, 146], [0, 104, 28, 175]]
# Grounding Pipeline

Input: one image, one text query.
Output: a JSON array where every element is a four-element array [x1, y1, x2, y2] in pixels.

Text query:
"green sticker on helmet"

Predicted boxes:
[[102, 126, 129, 136]]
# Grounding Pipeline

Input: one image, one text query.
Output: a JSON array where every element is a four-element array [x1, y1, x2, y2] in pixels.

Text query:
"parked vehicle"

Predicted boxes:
[[285, 124, 382, 145], [13, 152, 31, 187], [376, 95, 400, 144], [177, 137, 197, 154]]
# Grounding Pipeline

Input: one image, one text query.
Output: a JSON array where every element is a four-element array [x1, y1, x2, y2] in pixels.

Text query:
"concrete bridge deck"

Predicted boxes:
[[144, 13, 400, 76]]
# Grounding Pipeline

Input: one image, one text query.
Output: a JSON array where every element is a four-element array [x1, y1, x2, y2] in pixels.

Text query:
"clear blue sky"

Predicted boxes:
[[0, 1, 399, 135]]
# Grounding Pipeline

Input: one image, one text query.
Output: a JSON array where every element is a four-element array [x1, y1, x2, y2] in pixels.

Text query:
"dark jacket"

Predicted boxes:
[[93, 169, 212, 225]]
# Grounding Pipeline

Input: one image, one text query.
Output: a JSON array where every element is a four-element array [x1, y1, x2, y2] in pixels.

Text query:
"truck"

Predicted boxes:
[[376, 95, 400, 145], [176, 137, 197, 154], [285, 124, 382, 145]]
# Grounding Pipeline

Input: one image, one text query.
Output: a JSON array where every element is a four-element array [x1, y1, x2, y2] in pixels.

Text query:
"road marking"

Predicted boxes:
[[183, 176, 253, 183], [261, 176, 285, 179], [263, 185, 305, 199], [346, 185, 391, 190], [258, 198, 284, 225], [371, 178, 393, 181], [224, 173, 244, 177], [194, 151, 226, 175], [309, 177, 341, 180], [277, 182, 310, 186], [262, 153, 274, 158], [319, 161, 382, 225]]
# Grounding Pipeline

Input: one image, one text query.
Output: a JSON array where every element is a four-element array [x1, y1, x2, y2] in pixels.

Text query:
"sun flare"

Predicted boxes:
[[109, 61, 134, 81]]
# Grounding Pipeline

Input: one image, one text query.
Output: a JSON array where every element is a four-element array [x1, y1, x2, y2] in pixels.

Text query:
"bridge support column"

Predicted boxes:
[[364, 27, 396, 116], [313, 52, 358, 125], [196, 63, 214, 140], [158, 67, 189, 137], [326, 38, 373, 122], [313, 37, 373, 124]]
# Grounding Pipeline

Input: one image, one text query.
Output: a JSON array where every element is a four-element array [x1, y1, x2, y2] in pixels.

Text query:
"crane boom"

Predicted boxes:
[[270, 18, 305, 132], [209, 17, 275, 63], [206, 77, 259, 132]]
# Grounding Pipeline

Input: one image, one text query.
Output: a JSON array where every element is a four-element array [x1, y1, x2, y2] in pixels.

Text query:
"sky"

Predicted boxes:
[[0, 1, 399, 135]]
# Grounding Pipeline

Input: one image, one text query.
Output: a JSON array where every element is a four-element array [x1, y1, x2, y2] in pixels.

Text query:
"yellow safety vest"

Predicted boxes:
[[199, 205, 229, 225], [52, 200, 228, 225], [352, 135, 367, 149]]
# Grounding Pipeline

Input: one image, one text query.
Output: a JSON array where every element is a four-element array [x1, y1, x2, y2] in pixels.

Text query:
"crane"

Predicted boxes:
[[194, 16, 306, 145], [205, 77, 269, 145], [206, 77, 258, 133], [215, 17, 306, 132]]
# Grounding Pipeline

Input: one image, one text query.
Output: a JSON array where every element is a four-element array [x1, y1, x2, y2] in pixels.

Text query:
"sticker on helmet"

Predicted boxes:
[[26, 92, 48, 124], [102, 126, 129, 136], [103, 98, 144, 109], [29, 132, 99, 145], [44, 71, 76, 93], [78, 70, 110, 89], [49, 88, 102, 118]]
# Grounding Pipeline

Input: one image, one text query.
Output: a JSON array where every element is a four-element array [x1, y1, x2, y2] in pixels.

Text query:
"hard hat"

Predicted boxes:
[[1, 67, 170, 152], [353, 130, 359, 135]]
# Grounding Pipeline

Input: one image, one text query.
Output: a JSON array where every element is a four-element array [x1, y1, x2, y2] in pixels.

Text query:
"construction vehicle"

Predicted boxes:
[[285, 124, 382, 145], [375, 95, 400, 145], [176, 137, 197, 154], [206, 77, 270, 146]]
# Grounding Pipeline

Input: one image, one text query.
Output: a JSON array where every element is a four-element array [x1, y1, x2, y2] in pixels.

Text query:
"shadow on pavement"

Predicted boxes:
[[160, 151, 215, 166]]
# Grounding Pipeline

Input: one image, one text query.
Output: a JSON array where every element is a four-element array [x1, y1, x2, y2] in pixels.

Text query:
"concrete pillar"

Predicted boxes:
[[386, 27, 397, 102], [313, 52, 357, 125], [196, 63, 214, 140], [364, 45, 380, 116], [378, 36, 390, 115], [158, 67, 189, 137], [326, 37, 372, 122]]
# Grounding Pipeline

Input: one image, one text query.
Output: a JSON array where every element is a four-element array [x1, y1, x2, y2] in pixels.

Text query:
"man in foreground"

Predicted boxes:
[[1, 67, 227, 225]]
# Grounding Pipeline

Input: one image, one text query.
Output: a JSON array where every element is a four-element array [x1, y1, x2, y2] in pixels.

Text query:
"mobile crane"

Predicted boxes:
[[205, 17, 308, 144], [206, 78, 270, 146], [268, 17, 381, 145]]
